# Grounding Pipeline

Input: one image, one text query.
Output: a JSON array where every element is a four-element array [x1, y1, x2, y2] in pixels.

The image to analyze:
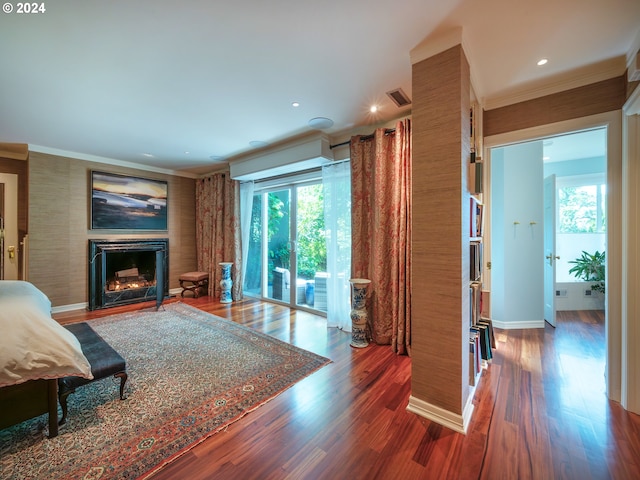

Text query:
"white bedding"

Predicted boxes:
[[0, 280, 93, 388]]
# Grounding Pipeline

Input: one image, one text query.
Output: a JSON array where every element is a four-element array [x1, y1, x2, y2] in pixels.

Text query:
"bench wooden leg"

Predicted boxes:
[[58, 371, 128, 425], [115, 371, 128, 400], [58, 388, 74, 426]]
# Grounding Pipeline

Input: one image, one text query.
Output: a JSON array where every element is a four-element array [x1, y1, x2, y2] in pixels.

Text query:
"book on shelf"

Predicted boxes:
[[470, 196, 483, 237], [471, 323, 492, 361], [469, 334, 479, 386], [470, 241, 483, 281], [469, 157, 483, 194], [478, 317, 496, 349], [470, 281, 482, 325]]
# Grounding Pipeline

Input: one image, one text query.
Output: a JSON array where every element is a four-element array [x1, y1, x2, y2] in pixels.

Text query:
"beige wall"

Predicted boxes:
[[28, 152, 196, 307]]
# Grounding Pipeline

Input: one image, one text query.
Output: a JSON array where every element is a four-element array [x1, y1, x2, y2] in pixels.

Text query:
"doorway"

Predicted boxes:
[[0, 173, 19, 280], [489, 128, 607, 328], [243, 177, 327, 313], [484, 110, 621, 401]]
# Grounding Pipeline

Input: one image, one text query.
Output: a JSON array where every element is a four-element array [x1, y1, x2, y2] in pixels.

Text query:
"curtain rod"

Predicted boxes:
[[329, 128, 396, 149]]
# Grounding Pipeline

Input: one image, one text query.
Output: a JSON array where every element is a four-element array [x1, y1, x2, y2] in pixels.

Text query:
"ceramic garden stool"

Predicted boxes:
[[179, 271, 209, 298], [349, 278, 371, 348]]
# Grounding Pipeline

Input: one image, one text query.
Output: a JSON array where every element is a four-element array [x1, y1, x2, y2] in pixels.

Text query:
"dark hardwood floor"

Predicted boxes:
[[54, 299, 640, 479]]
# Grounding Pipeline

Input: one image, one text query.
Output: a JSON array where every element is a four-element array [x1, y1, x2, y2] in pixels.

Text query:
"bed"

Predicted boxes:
[[0, 280, 93, 438]]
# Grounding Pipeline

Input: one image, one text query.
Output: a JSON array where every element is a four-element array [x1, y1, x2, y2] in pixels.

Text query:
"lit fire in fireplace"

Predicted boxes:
[[106, 267, 155, 292]]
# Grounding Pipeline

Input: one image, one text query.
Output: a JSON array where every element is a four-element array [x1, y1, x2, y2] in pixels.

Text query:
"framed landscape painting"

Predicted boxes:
[[91, 171, 168, 230]]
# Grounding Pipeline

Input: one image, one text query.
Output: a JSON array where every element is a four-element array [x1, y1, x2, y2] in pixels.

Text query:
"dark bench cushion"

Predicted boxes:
[[57, 322, 127, 425], [59, 322, 126, 392]]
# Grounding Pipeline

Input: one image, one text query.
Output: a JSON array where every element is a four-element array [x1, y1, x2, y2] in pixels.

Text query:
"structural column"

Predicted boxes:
[[408, 39, 473, 433]]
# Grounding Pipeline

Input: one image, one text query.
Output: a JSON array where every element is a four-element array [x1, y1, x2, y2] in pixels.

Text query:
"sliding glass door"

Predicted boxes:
[[243, 178, 327, 313]]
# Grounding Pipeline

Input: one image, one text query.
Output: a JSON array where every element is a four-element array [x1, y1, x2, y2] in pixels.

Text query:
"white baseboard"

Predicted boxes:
[[490, 319, 545, 329], [406, 394, 474, 434], [51, 302, 87, 314]]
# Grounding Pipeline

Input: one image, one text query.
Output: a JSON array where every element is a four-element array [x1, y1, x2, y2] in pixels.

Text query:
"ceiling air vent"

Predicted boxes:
[[386, 88, 411, 108]]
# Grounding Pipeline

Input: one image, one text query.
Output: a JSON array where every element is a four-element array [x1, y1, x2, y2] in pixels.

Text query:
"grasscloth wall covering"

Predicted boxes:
[[411, 44, 471, 417], [483, 75, 626, 137], [28, 152, 196, 307]]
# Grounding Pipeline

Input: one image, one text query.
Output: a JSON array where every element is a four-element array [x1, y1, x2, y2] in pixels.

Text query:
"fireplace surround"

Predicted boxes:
[[88, 239, 169, 310]]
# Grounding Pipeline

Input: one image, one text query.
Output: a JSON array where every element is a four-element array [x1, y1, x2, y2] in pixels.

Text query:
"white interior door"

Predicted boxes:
[[0, 173, 19, 280], [544, 174, 557, 327]]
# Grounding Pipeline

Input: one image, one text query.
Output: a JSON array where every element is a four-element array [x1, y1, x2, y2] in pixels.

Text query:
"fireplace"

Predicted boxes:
[[88, 239, 169, 310]]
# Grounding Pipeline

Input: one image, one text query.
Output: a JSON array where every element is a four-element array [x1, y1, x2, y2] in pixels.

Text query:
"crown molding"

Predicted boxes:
[[410, 27, 464, 66], [28, 145, 198, 178], [483, 57, 627, 110], [627, 28, 640, 67], [0, 142, 29, 160]]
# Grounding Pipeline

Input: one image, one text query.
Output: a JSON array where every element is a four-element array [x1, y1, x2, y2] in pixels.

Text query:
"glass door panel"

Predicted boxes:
[[242, 178, 328, 314], [266, 189, 291, 303], [295, 183, 326, 311], [243, 192, 263, 296]]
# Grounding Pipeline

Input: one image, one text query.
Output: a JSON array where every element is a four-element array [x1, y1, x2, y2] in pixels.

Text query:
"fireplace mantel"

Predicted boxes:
[[88, 239, 169, 310]]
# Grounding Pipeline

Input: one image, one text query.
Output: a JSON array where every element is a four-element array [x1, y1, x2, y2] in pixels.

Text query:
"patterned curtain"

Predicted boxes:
[[195, 173, 242, 301], [350, 118, 412, 354]]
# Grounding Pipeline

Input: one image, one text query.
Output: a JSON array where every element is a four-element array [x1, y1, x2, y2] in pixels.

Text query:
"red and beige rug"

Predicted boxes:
[[0, 302, 330, 479]]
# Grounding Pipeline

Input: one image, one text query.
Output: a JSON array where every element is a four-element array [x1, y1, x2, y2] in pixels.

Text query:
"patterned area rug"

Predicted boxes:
[[0, 302, 330, 479]]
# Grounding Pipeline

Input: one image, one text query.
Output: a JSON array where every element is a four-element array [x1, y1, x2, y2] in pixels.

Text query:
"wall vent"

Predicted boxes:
[[555, 289, 567, 297], [584, 289, 593, 297], [386, 88, 411, 107]]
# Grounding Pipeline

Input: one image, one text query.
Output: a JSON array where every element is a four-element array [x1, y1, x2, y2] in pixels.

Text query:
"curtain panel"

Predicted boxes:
[[195, 173, 243, 301], [323, 161, 352, 331], [350, 119, 412, 354]]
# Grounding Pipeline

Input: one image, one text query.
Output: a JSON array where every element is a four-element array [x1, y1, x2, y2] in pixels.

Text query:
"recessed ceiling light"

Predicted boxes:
[[537, 58, 548, 66], [209, 155, 224, 161], [249, 140, 269, 148], [184, 151, 190, 155], [308, 117, 334, 130], [292, 102, 300, 107], [142, 153, 154, 158]]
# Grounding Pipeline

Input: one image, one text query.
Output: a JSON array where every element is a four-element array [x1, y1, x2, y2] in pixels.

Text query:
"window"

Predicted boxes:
[[557, 174, 606, 233], [555, 173, 606, 283]]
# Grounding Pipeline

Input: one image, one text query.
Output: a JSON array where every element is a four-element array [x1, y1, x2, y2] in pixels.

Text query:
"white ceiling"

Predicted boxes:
[[1, 0, 638, 175], [543, 128, 607, 163]]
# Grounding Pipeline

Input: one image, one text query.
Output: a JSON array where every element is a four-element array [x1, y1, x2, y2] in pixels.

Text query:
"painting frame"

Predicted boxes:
[[90, 170, 168, 230]]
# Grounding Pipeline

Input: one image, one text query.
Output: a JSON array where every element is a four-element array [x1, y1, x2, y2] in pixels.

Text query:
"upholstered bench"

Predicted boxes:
[[179, 271, 209, 298], [58, 322, 127, 425]]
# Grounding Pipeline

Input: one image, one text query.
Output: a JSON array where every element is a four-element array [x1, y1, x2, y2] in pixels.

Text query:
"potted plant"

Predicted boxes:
[[568, 250, 605, 294]]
